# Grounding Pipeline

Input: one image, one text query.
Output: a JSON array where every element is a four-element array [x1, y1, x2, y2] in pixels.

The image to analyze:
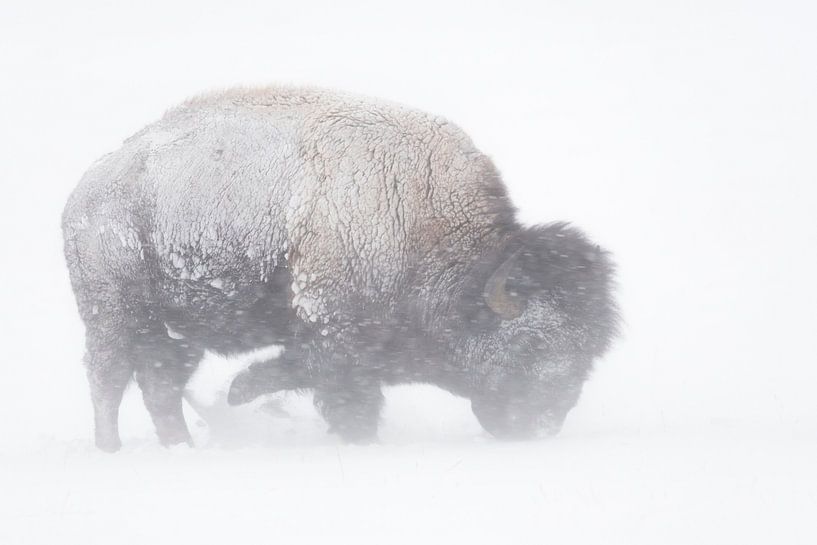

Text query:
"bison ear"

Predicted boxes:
[[483, 250, 525, 320]]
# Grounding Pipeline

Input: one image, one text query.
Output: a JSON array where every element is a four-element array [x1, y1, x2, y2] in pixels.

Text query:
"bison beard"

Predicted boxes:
[[62, 86, 618, 451]]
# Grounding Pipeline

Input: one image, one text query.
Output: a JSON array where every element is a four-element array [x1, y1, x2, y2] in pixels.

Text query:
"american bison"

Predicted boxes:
[[62, 87, 618, 451]]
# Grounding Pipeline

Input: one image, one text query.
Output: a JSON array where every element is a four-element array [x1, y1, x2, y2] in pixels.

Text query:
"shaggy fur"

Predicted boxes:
[[62, 86, 618, 451]]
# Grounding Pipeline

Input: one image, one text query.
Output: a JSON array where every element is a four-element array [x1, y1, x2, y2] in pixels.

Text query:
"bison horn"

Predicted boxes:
[[483, 251, 524, 320]]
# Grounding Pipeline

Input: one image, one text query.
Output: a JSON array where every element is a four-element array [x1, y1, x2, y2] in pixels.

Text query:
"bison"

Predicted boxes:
[[62, 87, 618, 451]]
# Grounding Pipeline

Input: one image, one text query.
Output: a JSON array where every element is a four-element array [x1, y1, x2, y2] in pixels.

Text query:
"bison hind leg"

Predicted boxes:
[[131, 322, 204, 447], [81, 297, 139, 453], [85, 337, 134, 453]]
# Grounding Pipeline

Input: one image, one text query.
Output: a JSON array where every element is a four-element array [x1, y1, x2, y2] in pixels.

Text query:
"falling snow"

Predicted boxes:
[[2, 2, 817, 545]]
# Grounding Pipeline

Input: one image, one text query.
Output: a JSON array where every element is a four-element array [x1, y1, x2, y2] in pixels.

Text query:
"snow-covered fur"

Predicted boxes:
[[62, 87, 618, 451]]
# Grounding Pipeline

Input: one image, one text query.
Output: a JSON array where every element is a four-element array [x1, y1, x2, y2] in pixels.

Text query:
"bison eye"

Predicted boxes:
[[509, 332, 534, 352]]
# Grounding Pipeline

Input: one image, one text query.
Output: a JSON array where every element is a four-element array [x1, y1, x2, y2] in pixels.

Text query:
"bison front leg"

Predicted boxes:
[[131, 323, 203, 447], [228, 346, 314, 406], [313, 365, 384, 445]]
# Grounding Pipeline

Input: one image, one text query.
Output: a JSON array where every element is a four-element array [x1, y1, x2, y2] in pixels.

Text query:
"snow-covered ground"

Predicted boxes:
[[1, 1, 816, 543]]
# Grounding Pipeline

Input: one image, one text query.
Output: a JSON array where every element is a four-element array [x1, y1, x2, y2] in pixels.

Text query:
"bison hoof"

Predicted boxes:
[[159, 433, 193, 449], [95, 435, 122, 453], [327, 424, 378, 445]]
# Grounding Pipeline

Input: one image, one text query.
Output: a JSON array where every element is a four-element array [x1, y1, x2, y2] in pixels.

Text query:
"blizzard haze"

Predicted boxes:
[[1, 1, 816, 544]]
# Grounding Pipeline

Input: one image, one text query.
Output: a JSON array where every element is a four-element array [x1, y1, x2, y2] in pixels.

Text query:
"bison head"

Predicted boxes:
[[463, 223, 617, 438]]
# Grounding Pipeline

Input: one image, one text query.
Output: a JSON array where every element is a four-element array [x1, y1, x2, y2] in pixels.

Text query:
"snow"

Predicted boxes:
[[208, 277, 224, 290], [2, 378, 815, 544], [1, 1, 816, 544]]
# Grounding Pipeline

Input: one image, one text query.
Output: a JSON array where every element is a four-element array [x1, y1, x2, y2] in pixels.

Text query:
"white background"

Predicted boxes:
[[1, 1, 815, 543]]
